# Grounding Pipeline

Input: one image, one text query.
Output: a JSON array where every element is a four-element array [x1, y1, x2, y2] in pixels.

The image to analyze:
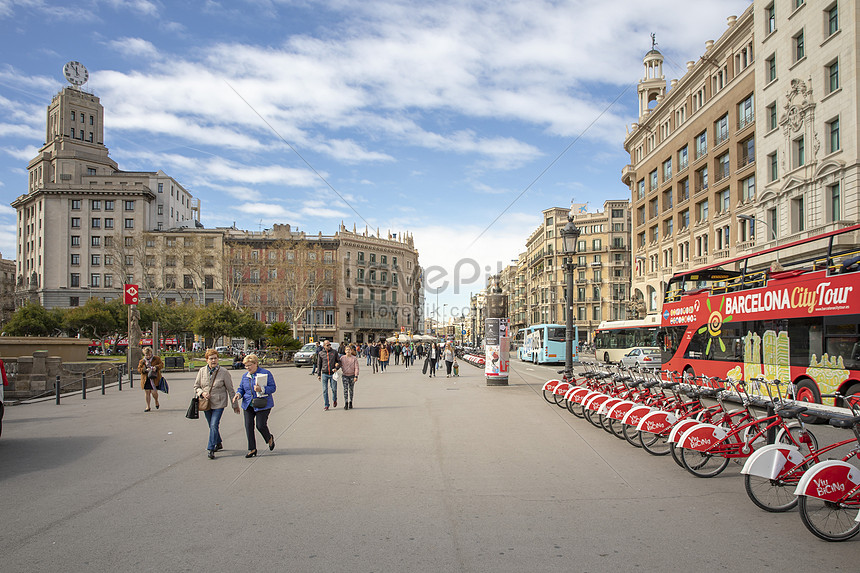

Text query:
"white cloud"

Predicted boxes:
[[108, 37, 160, 59]]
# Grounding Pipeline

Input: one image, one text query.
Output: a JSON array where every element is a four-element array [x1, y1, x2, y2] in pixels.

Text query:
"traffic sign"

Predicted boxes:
[[123, 284, 139, 305]]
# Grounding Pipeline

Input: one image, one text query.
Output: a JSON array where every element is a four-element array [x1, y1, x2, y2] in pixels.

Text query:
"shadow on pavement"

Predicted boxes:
[[0, 435, 107, 480]]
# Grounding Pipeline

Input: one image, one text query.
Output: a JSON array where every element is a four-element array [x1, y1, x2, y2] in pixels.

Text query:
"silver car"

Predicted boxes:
[[293, 343, 318, 367], [619, 347, 662, 369]]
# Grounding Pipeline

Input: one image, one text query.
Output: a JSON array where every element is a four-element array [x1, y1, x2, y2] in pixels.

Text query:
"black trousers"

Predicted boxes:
[[243, 407, 272, 451]]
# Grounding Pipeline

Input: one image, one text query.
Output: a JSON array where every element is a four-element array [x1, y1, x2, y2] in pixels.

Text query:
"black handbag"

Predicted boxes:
[[157, 376, 169, 394], [252, 396, 269, 409], [186, 395, 199, 419]]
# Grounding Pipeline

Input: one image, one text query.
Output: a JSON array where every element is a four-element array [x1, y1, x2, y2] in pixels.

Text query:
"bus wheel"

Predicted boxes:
[[794, 378, 822, 424], [841, 383, 860, 410], [604, 352, 610, 363]]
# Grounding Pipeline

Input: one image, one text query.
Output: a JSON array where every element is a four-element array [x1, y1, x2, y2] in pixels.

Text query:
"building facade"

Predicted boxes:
[[12, 86, 200, 309], [623, 8, 756, 314], [750, 0, 859, 263]]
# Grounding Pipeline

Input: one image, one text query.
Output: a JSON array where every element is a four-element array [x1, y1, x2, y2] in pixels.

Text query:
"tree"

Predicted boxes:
[[3, 302, 62, 336], [64, 299, 118, 344], [237, 310, 266, 344], [193, 303, 240, 345]]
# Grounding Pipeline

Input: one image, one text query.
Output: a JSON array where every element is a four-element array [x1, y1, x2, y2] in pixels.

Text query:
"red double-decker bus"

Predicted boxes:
[[660, 223, 860, 407]]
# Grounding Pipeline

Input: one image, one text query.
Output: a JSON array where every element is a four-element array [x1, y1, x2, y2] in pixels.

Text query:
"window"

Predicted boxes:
[[678, 146, 688, 171], [91, 217, 101, 229], [104, 218, 113, 229], [70, 273, 80, 287], [697, 200, 709, 222], [827, 118, 840, 153], [662, 158, 672, 181], [592, 239, 602, 250], [71, 235, 80, 247], [716, 152, 730, 182], [71, 217, 81, 228], [637, 179, 645, 200], [766, 54, 777, 83], [205, 275, 214, 289], [718, 189, 730, 214], [740, 137, 754, 167], [793, 136, 805, 168], [650, 169, 658, 191], [105, 236, 114, 248], [695, 165, 708, 192], [679, 209, 690, 230], [157, 204, 163, 215], [768, 152, 778, 181], [768, 207, 778, 240], [369, 253, 376, 263], [71, 254, 80, 265], [124, 237, 134, 247], [184, 275, 194, 288], [714, 115, 729, 145], [125, 255, 133, 266], [91, 254, 100, 266], [91, 236, 100, 247], [91, 200, 101, 210], [741, 175, 755, 203], [828, 182, 841, 222], [145, 255, 156, 267], [105, 200, 114, 211], [765, 3, 775, 34], [766, 103, 777, 131], [91, 274, 100, 287], [716, 225, 730, 251], [104, 274, 113, 288], [738, 95, 754, 130], [158, 183, 163, 193], [695, 131, 707, 158], [70, 296, 79, 307], [71, 200, 81, 210], [793, 30, 805, 62], [124, 200, 135, 211], [792, 196, 806, 232], [124, 218, 134, 229], [827, 60, 839, 93], [828, 4, 839, 36], [678, 178, 689, 202]]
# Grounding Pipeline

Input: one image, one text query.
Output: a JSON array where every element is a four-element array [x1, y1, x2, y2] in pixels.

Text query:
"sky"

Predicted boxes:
[[0, 0, 752, 322]]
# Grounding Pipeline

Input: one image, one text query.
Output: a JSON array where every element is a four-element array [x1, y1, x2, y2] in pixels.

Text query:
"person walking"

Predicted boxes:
[[379, 343, 389, 372], [393, 342, 401, 365], [340, 344, 360, 409], [316, 340, 341, 410], [194, 349, 239, 459], [310, 341, 322, 376], [427, 342, 439, 377], [365, 343, 372, 366], [402, 343, 411, 370], [443, 342, 456, 378], [370, 341, 380, 373], [234, 353, 276, 458], [137, 346, 164, 412]]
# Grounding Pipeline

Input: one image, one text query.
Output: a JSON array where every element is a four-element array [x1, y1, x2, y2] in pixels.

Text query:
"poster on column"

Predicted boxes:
[[484, 318, 500, 378]]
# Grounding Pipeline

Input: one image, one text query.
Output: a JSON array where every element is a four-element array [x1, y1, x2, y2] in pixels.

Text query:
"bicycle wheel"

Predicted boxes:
[[606, 417, 625, 439], [567, 398, 585, 418], [798, 495, 860, 542], [542, 389, 555, 403], [623, 423, 643, 448], [743, 474, 799, 512], [669, 443, 685, 468], [680, 447, 730, 478], [640, 431, 671, 455], [778, 424, 819, 452], [584, 407, 602, 428], [554, 392, 568, 408]]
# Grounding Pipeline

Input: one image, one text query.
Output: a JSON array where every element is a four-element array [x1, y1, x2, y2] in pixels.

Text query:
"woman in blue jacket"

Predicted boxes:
[[233, 353, 276, 458]]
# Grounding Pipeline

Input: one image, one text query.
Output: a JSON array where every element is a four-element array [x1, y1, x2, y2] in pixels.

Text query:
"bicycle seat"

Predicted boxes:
[[776, 405, 808, 418], [698, 388, 720, 398], [642, 380, 660, 389], [829, 415, 860, 428], [661, 381, 680, 389]]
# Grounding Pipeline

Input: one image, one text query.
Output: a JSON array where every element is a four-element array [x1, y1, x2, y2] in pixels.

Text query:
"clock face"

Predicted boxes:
[[63, 61, 88, 86]]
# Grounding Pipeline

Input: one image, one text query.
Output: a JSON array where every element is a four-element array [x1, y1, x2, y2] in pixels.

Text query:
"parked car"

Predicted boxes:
[[619, 347, 662, 369], [214, 346, 238, 356], [293, 343, 318, 367]]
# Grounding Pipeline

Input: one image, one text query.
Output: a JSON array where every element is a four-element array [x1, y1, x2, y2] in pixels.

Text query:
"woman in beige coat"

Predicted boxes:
[[137, 346, 164, 412], [193, 348, 239, 459]]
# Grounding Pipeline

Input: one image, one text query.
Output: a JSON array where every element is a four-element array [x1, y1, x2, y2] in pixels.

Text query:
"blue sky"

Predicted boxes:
[[0, 0, 752, 320]]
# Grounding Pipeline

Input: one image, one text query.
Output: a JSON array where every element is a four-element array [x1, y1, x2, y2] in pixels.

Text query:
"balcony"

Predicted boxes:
[[694, 183, 709, 196]]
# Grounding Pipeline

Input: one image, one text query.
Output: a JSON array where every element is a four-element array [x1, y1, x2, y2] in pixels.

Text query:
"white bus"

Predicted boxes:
[[592, 315, 661, 364]]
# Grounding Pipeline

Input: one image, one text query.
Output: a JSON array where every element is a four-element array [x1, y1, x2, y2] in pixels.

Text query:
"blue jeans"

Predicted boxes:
[[203, 407, 225, 451], [321, 373, 337, 407]]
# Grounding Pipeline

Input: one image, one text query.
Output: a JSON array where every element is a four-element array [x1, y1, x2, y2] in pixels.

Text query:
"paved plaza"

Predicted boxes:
[[1, 359, 859, 572]]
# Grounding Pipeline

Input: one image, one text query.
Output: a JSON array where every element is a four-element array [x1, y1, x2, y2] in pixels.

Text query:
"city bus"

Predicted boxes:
[[659, 223, 860, 407], [592, 315, 661, 364], [518, 324, 578, 364]]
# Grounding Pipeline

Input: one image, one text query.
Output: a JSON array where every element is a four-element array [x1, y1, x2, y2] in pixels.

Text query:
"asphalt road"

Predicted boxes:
[[1, 358, 859, 572]]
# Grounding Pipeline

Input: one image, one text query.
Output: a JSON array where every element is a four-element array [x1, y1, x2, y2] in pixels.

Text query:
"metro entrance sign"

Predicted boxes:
[[123, 284, 139, 305]]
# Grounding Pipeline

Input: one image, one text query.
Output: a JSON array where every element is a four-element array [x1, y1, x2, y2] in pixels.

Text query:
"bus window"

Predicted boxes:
[[787, 317, 823, 367], [547, 327, 565, 342]]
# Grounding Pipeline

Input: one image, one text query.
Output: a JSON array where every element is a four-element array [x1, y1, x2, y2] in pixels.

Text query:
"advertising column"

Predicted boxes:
[[485, 293, 509, 386]]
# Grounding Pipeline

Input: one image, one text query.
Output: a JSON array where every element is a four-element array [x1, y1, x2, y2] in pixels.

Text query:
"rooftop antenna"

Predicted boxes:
[[651, 33, 657, 50]]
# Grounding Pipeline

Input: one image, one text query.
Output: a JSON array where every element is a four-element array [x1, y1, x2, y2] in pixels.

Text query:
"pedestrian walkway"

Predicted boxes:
[[0, 361, 855, 571]]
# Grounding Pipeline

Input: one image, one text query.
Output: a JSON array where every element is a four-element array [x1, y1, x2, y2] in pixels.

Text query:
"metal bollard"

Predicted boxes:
[[56, 375, 61, 405], [118, 368, 122, 391], [101, 372, 106, 395], [82, 374, 86, 400]]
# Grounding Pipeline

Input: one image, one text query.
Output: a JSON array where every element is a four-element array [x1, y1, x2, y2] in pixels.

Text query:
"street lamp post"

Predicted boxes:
[[738, 214, 780, 266], [561, 216, 581, 380]]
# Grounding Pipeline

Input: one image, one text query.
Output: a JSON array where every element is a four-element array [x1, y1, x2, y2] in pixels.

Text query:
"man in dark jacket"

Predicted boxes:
[[316, 341, 341, 411]]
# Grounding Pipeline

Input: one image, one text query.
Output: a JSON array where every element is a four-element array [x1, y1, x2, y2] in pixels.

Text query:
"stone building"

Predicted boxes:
[[11, 85, 200, 309]]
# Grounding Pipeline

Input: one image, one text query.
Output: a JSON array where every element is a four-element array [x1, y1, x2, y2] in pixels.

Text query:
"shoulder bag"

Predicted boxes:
[[250, 373, 269, 409], [185, 394, 199, 419]]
